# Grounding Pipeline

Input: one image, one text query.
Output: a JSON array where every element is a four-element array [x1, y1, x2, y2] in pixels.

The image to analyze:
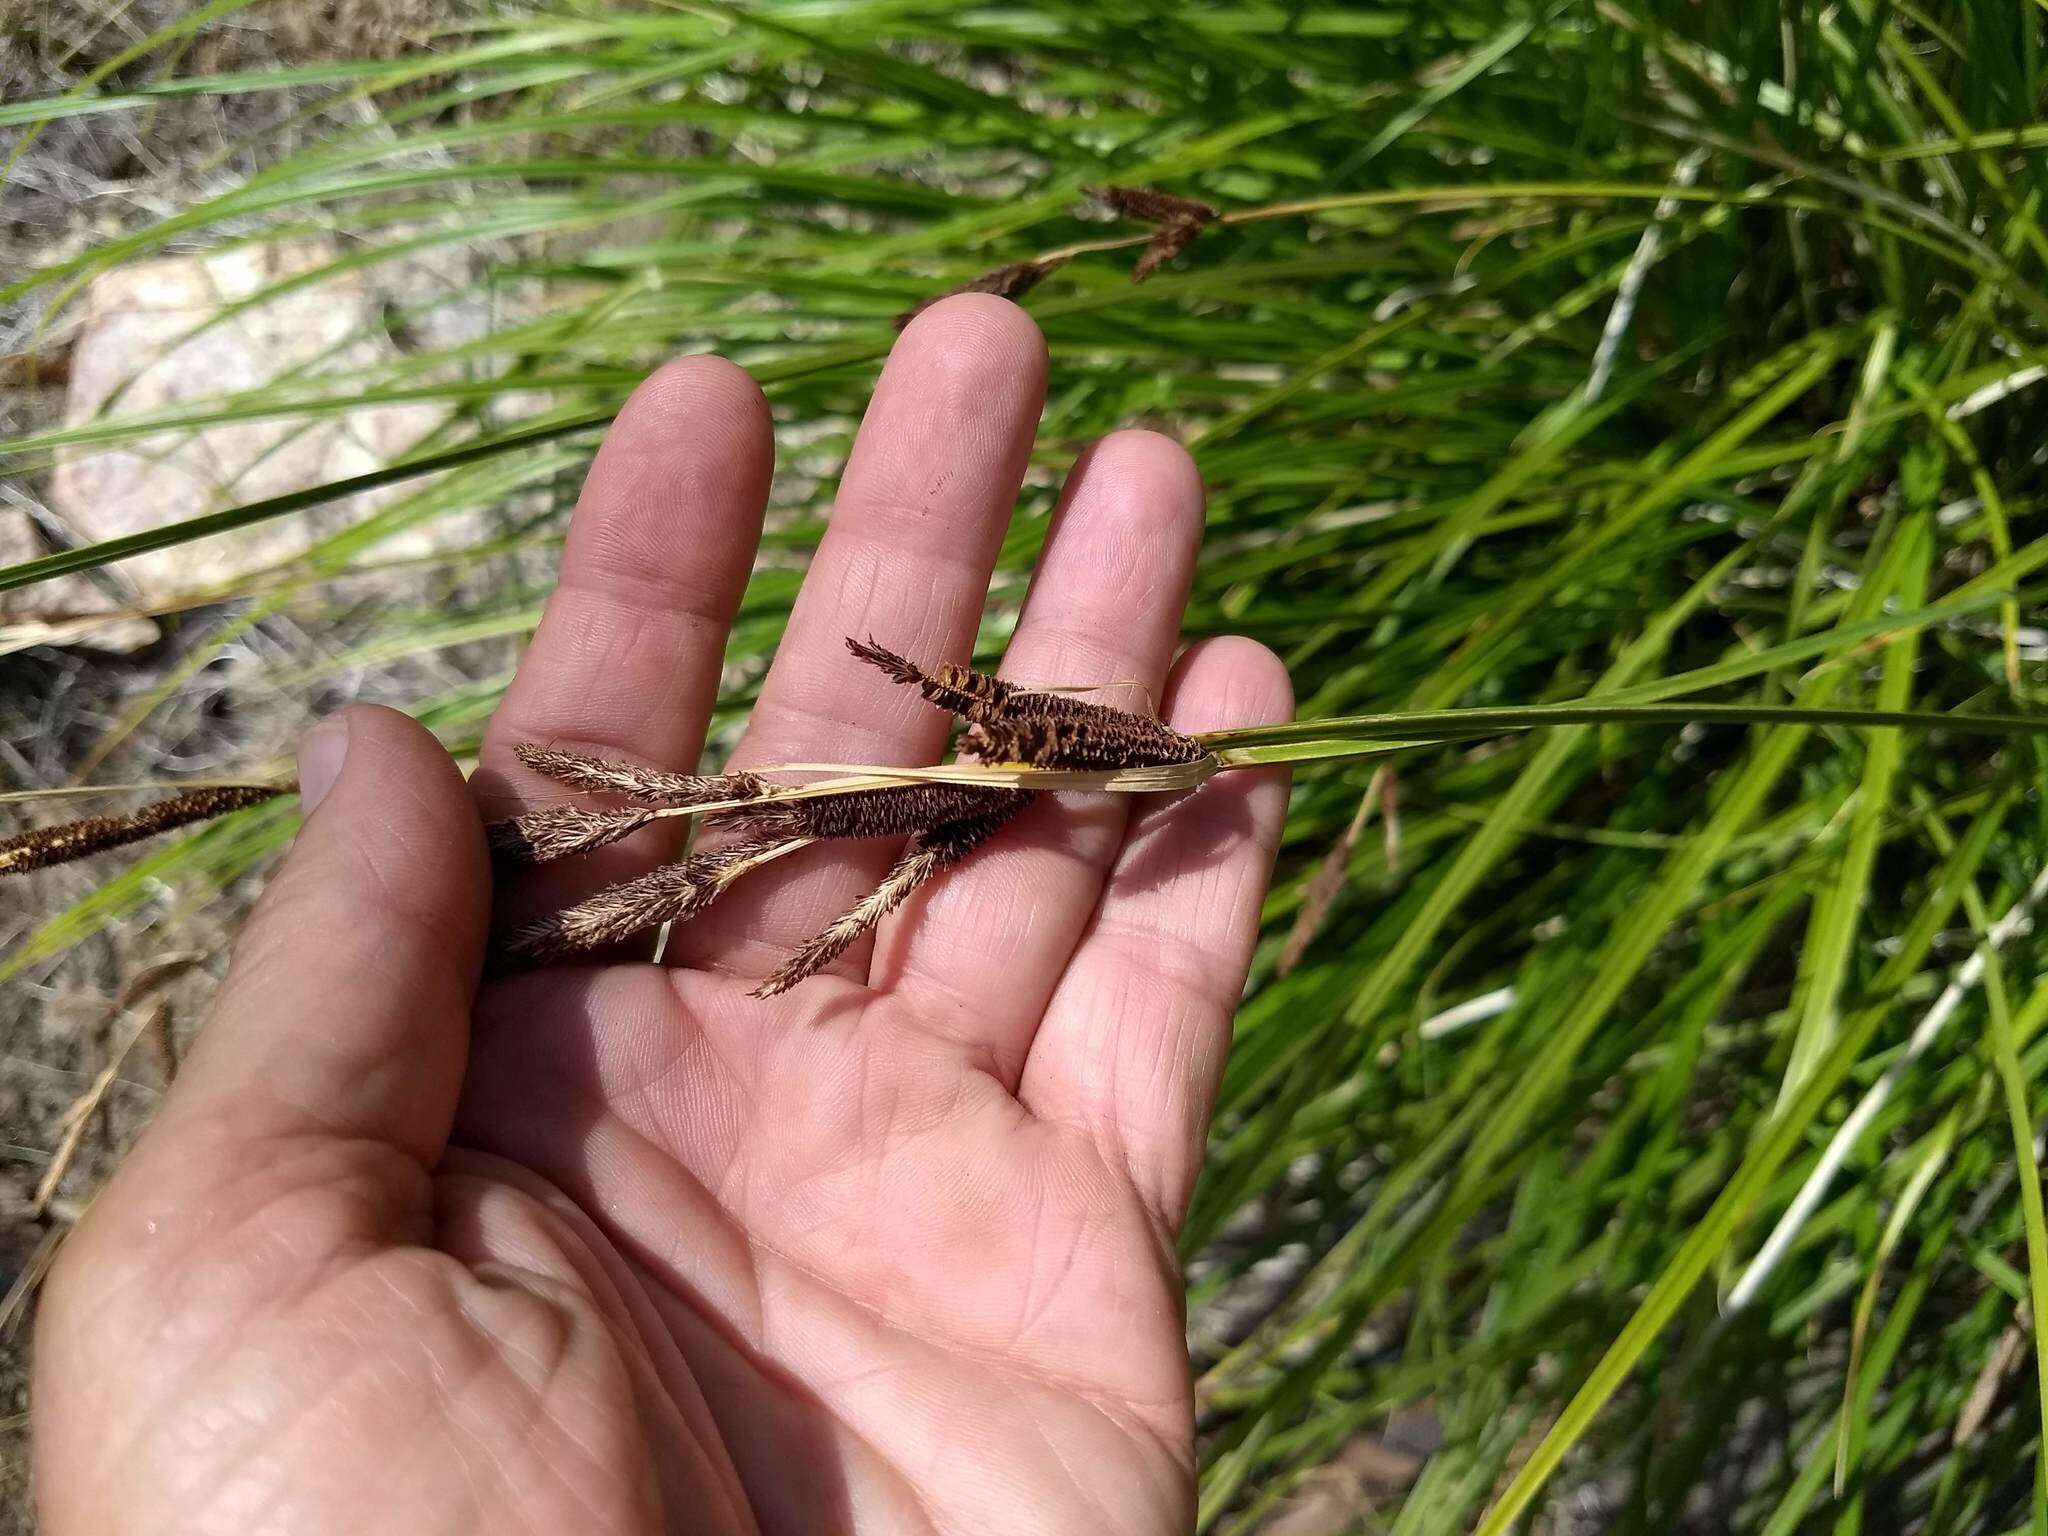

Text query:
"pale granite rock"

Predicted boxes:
[[5, 237, 495, 652]]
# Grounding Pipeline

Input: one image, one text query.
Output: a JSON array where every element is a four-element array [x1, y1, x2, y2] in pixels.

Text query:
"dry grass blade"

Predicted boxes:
[[496, 837, 810, 965], [30, 956, 199, 1218], [1953, 1316, 2028, 1447], [0, 784, 285, 875], [894, 256, 1067, 329], [764, 760, 1218, 793], [0, 1227, 63, 1341], [34, 1000, 169, 1218], [1278, 765, 1393, 977], [755, 800, 1026, 997], [514, 743, 768, 806]]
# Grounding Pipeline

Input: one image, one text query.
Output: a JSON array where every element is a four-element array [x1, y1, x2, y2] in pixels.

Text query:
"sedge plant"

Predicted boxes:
[[8, 2, 2048, 1530]]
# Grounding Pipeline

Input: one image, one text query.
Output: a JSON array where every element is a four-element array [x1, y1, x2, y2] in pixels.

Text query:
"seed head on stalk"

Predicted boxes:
[[5, 636, 1232, 993], [0, 785, 285, 876]]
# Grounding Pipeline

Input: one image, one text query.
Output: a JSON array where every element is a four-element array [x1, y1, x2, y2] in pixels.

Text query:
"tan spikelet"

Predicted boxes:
[[496, 838, 806, 966], [487, 804, 656, 866], [514, 743, 766, 806]]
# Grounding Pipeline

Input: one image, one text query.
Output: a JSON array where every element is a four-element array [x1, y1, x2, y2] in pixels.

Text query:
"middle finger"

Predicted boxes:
[[668, 294, 1048, 980]]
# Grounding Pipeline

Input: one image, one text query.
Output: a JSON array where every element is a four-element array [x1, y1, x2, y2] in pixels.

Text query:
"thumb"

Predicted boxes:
[[155, 704, 490, 1168]]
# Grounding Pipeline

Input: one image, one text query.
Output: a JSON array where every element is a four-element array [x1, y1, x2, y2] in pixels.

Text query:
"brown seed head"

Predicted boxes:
[[1086, 184, 1219, 227], [962, 678, 1207, 767], [846, 635, 1204, 768], [514, 743, 765, 807], [0, 785, 285, 876], [847, 636, 1018, 725], [496, 838, 791, 966], [487, 804, 656, 866], [895, 257, 1067, 331], [755, 798, 1026, 997], [740, 781, 1031, 842], [1130, 218, 1206, 284]]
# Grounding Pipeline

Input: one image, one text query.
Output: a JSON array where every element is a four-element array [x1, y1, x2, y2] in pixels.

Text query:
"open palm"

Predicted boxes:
[[34, 296, 1290, 1535]]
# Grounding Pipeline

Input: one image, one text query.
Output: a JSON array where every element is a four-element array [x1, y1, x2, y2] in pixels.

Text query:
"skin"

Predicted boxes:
[[32, 296, 1291, 1536]]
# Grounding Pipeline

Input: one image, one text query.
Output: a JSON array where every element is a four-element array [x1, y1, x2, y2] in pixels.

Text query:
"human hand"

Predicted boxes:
[[33, 296, 1291, 1535]]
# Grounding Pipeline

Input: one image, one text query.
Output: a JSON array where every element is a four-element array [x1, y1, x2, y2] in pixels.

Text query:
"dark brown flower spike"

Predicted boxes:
[[755, 799, 1027, 997], [894, 256, 1068, 330], [1087, 184, 1218, 226], [1130, 218, 1207, 284], [846, 636, 1017, 725], [514, 743, 768, 807], [0, 785, 284, 876], [1084, 184, 1219, 284], [963, 708, 1205, 770], [846, 637, 1204, 768], [741, 780, 1031, 841], [489, 778, 1031, 869]]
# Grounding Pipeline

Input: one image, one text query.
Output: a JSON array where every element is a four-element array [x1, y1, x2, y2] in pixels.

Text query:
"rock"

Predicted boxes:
[[3, 237, 492, 652]]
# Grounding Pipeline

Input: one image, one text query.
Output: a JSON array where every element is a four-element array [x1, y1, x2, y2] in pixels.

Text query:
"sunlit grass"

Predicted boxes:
[[7, 1, 2048, 1528]]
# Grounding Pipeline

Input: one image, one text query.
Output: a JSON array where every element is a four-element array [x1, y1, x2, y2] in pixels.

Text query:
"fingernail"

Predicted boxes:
[[297, 717, 351, 814]]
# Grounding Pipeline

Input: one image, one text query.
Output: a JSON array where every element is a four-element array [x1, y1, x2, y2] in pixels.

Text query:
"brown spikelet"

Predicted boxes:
[[0, 784, 284, 876], [754, 800, 1025, 997], [894, 257, 1067, 330], [514, 743, 765, 807], [496, 838, 798, 966], [487, 804, 656, 867], [847, 636, 1018, 724], [846, 635, 1205, 768], [1084, 185, 1217, 284], [932, 661, 1018, 718], [845, 635, 933, 689], [740, 782, 1031, 842], [964, 702, 1205, 769], [1086, 184, 1218, 227], [1130, 217, 1206, 283]]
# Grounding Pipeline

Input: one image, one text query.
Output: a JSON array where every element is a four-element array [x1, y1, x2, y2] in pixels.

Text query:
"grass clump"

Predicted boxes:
[[8, 2, 2048, 1530]]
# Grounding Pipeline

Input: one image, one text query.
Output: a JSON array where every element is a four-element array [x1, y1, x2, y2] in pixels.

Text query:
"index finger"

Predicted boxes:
[[475, 356, 775, 917]]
